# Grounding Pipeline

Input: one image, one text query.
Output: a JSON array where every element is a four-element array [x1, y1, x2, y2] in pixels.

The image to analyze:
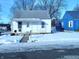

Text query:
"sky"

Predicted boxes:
[[0, 0, 79, 24]]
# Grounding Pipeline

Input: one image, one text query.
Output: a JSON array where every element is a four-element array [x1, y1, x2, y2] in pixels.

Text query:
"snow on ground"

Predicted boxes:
[[0, 41, 79, 53], [0, 35, 23, 44], [28, 32, 79, 45], [0, 32, 79, 53]]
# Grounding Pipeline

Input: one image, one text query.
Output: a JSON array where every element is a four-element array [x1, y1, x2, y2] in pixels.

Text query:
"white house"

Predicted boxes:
[[11, 10, 51, 34]]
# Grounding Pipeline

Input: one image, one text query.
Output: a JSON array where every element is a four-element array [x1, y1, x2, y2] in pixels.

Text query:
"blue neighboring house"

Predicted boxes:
[[62, 11, 79, 31]]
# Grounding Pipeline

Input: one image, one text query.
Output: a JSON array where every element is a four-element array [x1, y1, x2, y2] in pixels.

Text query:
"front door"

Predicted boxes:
[[18, 21, 22, 32]]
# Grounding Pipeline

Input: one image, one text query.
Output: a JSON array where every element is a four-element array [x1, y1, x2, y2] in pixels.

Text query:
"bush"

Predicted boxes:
[[11, 33, 15, 36]]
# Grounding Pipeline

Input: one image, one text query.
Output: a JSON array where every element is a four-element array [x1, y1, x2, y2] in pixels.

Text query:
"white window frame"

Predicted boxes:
[[61, 22, 64, 27], [68, 20, 73, 28]]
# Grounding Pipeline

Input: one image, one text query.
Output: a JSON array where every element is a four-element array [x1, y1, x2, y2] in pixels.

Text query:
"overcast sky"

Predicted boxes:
[[0, 0, 79, 23]]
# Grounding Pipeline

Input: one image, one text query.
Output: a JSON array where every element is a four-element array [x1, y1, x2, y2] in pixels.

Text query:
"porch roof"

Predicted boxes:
[[13, 18, 47, 25], [13, 18, 42, 22]]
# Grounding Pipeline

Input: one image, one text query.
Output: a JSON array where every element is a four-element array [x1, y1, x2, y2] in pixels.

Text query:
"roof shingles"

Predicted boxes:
[[14, 10, 50, 19], [66, 11, 79, 19]]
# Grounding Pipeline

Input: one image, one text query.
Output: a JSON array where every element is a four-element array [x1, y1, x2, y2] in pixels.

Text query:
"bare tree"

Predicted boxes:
[[11, 0, 35, 10], [11, 0, 65, 19], [34, 0, 65, 19], [0, 4, 1, 11], [74, 4, 79, 11], [0, 4, 2, 20], [48, 0, 65, 19]]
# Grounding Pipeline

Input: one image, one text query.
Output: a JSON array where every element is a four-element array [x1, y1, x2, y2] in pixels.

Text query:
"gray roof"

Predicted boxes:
[[65, 11, 79, 19], [14, 10, 50, 19]]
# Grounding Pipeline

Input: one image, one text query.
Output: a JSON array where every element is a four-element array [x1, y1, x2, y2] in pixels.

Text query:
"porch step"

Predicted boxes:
[[20, 34, 29, 42]]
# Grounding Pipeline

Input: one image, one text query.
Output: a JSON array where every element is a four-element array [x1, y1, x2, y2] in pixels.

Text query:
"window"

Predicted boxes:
[[41, 22, 45, 28], [19, 29, 21, 32], [27, 23, 29, 27], [61, 22, 64, 27], [68, 21, 73, 28], [18, 21, 22, 32], [14, 30, 17, 33]]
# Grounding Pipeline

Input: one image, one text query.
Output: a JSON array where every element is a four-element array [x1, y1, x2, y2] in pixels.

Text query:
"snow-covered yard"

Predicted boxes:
[[0, 35, 23, 44], [0, 32, 79, 53], [28, 32, 79, 45]]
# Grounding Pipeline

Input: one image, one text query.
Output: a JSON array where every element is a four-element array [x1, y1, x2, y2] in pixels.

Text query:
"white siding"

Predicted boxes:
[[42, 19, 51, 33], [22, 24, 41, 34], [22, 23, 31, 33], [31, 25, 37, 33], [11, 21, 18, 33], [11, 18, 51, 34], [37, 25, 41, 33]]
